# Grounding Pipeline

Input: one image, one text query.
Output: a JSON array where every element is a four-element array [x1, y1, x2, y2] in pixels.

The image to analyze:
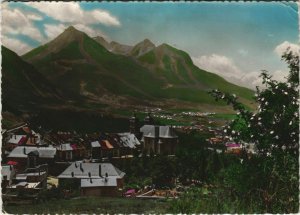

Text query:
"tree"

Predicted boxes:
[[151, 155, 176, 188], [209, 48, 299, 157], [209, 48, 299, 212]]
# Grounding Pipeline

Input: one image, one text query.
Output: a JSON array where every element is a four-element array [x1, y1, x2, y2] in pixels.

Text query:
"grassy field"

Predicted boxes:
[[4, 197, 170, 214], [211, 113, 237, 120]]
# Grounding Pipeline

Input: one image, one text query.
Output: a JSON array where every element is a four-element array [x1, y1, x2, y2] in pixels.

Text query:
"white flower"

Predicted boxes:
[[261, 97, 265, 101], [270, 131, 274, 134], [251, 135, 254, 138], [258, 117, 262, 121], [224, 129, 227, 133], [284, 92, 288, 95], [233, 94, 236, 98], [232, 130, 236, 134], [265, 102, 269, 105], [221, 95, 225, 99], [289, 121, 293, 126], [275, 135, 279, 139]]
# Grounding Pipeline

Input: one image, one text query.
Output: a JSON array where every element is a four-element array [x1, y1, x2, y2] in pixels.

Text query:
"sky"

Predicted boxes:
[[1, 2, 299, 89]]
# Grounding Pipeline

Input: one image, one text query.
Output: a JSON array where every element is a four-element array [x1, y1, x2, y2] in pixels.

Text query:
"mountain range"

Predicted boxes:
[[2, 26, 254, 125]]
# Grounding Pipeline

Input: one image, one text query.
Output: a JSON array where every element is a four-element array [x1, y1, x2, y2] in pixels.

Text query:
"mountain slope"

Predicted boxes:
[[136, 43, 254, 101], [93, 36, 132, 55], [22, 26, 254, 110], [23, 27, 163, 103], [2, 46, 62, 113], [129, 39, 155, 57]]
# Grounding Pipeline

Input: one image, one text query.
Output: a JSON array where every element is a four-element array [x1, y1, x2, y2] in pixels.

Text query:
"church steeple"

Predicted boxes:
[[144, 112, 154, 125], [129, 112, 140, 136]]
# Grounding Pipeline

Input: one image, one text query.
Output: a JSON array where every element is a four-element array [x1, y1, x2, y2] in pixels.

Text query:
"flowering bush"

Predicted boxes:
[[209, 49, 299, 157], [207, 49, 299, 213]]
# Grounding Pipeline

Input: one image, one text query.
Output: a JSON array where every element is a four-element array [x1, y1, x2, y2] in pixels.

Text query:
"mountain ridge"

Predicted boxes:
[[21, 26, 254, 111]]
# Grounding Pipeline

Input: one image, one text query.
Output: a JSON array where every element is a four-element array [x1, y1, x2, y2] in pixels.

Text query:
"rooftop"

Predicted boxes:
[[7, 146, 57, 158], [58, 162, 125, 179], [118, 132, 141, 149], [140, 125, 178, 139]]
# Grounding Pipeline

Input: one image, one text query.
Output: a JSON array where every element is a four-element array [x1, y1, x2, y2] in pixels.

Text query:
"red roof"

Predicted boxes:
[[7, 161, 18, 165], [18, 136, 27, 145], [71, 144, 77, 150]]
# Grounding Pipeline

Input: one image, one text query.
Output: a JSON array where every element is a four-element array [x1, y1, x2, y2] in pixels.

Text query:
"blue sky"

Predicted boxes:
[[2, 2, 299, 89]]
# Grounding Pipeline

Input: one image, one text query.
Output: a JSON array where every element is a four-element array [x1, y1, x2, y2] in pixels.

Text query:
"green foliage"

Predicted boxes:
[[138, 50, 156, 64], [170, 49, 298, 213], [210, 50, 299, 156], [120, 153, 176, 189], [4, 197, 169, 214], [51, 41, 83, 60], [1, 46, 61, 113], [206, 49, 299, 213], [150, 155, 176, 188], [22, 44, 48, 60], [59, 179, 80, 190]]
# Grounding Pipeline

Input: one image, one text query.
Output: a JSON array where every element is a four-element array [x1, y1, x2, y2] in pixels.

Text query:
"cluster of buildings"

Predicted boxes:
[[180, 111, 215, 117], [2, 114, 180, 200], [207, 129, 257, 155]]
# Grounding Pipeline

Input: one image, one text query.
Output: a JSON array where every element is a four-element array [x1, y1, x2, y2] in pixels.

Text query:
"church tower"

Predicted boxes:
[[129, 112, 140, 136], [144, 112, 154, 125]]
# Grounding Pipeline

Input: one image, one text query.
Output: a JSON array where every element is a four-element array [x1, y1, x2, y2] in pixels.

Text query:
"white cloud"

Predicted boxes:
[[272, 70, 289, 82], [1, 2, 117, 55], [192, 54, 289, 89], [27, 13, 43, 21], [274, 41, 300, 57], [2, 35, 33, 55], [27, 2, 120, 26], [73, 24, 108, 38], [192, 54, 242, 80], [44, 24, 67, 40], [2, 6, 43, 42]]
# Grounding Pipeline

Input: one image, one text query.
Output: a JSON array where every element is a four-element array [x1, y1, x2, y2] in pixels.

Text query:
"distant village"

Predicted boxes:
[[1, 112, 257, 204]]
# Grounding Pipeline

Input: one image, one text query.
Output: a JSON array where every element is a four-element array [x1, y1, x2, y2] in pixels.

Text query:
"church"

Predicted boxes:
[[129, 113, 179, 155]]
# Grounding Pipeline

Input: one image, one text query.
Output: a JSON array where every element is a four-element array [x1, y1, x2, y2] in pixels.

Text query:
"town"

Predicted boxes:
[[2, 112, 257, 207], [2, 1, 298, 213]]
